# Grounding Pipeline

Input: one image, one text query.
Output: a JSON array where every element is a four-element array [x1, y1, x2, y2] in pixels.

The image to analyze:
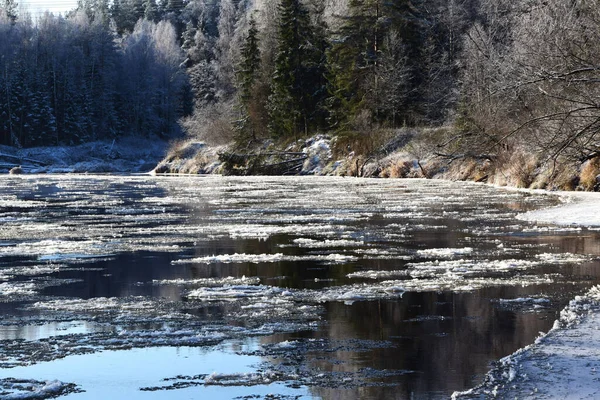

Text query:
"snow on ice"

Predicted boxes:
[[2, 175, 600, 398], [454, 190, 600, 399]]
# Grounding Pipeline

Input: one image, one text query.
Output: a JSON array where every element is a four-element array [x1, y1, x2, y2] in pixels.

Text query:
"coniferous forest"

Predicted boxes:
[[2, 0, 600, 187]]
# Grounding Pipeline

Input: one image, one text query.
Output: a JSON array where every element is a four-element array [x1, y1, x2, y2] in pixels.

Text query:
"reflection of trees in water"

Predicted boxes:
[[259, 289, 558, 400]]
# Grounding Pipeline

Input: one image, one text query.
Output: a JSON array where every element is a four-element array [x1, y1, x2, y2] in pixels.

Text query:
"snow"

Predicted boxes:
[[291, 238, 365, 248], [301, 135, 333, 175], [172, 252, 359, 265], [454, 190, 600, 398], [0, 138, 167, 174], [416, 247, 474, 259], [453, 286, 600, 399], [0, 378, 78, 399], [152, 276, 261, 287], [518, 190, 600, 226]]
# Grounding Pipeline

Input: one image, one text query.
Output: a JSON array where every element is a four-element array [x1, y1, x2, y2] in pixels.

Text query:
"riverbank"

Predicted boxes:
[[150, 132, 600, 193], [0, 137, 168, 174], [454, 192, 600, 399], [3, 132, 598, 195]]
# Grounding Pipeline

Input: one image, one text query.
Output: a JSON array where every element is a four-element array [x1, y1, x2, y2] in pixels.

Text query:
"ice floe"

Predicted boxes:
[[172, 253, 359, 265], [291, 238, 365, 248], [0, 378, 81, 399], [1, 175, 595, 398], [152, 276, 261, 287], [416, 247, 474, 259]]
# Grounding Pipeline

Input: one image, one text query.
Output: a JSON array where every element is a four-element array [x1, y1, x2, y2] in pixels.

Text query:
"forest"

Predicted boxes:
[[2, 0, 600, 187]]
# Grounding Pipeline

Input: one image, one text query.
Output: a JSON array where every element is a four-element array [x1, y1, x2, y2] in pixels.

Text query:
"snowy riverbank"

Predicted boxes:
[[0, 137, 168, 174], [454, 192, 600, 399], [519, 191, 600, 227]]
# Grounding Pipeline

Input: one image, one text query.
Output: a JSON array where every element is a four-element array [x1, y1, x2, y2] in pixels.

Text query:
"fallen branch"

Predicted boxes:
[[434, 152, 495, 162], [262, 157, 307, 168]]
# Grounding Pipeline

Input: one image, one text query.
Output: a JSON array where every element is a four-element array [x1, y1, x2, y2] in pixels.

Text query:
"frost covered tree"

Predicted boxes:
[[0, 8, 194, 147], [144, 0, 159, 21], [120, 19, 190, 137], [1, 0, 17, 23], [216, 0, 237, 89], [458, 0, 600, 166]]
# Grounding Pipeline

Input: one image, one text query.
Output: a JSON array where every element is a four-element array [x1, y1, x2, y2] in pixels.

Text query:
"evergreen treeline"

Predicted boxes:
[[0, 0, 477, 148], [2, 0, 599, 173], [0, 0, 190, 147]]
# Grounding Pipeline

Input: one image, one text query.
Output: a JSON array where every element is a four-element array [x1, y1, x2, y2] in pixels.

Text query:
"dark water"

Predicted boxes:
[[0, 175, 599, 399]]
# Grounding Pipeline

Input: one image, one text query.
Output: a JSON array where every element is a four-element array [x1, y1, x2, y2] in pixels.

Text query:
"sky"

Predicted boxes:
[[19, 0, 79, 16]]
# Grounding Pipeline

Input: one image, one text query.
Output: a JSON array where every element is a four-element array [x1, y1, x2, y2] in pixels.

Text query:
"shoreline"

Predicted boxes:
[[454, 191, 600, 398], [4, 139, 600, 398]]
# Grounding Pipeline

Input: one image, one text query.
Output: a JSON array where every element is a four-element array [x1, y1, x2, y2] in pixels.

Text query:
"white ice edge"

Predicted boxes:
[[452, 285, 600, 399], [453, 187, 600, 398], [516, 189, 600, 226]]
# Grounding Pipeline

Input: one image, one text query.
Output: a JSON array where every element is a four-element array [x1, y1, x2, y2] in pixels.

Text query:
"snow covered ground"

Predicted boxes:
[[0, 137, 168, 174], [454, 191, 600, 399]]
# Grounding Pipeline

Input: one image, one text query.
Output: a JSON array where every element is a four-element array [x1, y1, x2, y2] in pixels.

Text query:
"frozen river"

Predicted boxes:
[[1, 175, 600, 399]]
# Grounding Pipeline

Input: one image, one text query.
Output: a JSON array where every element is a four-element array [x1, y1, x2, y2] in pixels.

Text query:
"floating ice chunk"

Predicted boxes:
[[187, 285, 288, 301], [416, 247, 474, 259], [292, 238, 365, 248], [0, 264, 63, 281], [406, 258, 540, 279], [0, 378, 79, 399], [153, 276, 261, 287], [0, 281, 37, 296], [346, 270, 410, 280], [0, 278, 81, 300], [311, 283, 406, 303], [30, 297, 158, 312], [0, 239, 115, 262], [497, 297, 550, 304], [173, 253, 287, 264], [172, 253, 358, 265], [535, 252, 590, 264]]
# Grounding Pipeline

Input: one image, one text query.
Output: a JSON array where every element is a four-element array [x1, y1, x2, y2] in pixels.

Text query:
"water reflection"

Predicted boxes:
[[1, 176, 600, 399]]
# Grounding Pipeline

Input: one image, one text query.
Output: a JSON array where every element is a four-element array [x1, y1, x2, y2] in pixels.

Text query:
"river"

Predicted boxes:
[[1, 175, 599, 399]]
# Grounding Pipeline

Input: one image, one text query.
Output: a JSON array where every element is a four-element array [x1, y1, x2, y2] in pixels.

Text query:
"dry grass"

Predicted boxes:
[[579, 157, 600, 191], [506, 152, 538, 188], [384, 160, 412, 178]]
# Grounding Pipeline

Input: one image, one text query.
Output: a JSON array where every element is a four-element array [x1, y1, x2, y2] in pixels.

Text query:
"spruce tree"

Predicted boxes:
[[238, 16, 260, 108], [268, 0, 326, 138], [144, 0, 159, 21], [325, 0, 381, 133], [326, 0, 427, 131], [235, 15, 261, 141]]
